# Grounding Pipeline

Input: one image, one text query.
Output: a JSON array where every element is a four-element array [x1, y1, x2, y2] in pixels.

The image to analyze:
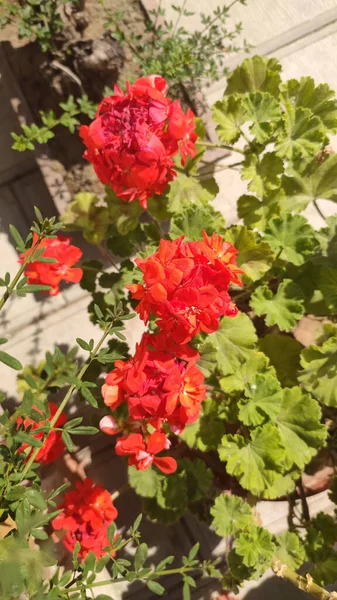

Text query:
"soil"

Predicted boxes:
[[0, 0, 147, 200]]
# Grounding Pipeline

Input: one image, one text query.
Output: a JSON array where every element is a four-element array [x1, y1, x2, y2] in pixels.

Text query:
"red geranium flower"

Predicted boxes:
[[101, 333, 206, 433], [127, 232, 243, 343], [52, 478, 118, 558], [19, 234, 83, 296], [80, 75, 197, 208], [115, 431, 177, 474], [17, 401, 66, 465]]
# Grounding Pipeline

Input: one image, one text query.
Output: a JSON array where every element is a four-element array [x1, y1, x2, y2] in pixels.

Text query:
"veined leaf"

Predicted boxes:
[[128, 466, 159, 498], [218, 423, 295, 499], [198, 313, 257, 377], [275, 532, 306, 570], [238, 372, 282, 426], [259, 334, 303, 387], [250, 280, 304, 332], [165, 172, 219, 213], [281, 77, 337, 131], [264, 214, 318, 266], [169, 204, 226, 241], [274, 387, 326, 469], [237, 189, 283, 231], [317, 266, 337, 312], [225, 225, 275, 282], [280, 153, 337, 212], [225, 55, 282, 98], [212, 96, 245, 144], [210, 494, 253, 537], [220, 351, 273, 394], [275, 103, 326, 160], [235, 526, 275, 570], [299, 326, 337, 407], [241, 92, 282, 142], [241, 152, 284, 198]]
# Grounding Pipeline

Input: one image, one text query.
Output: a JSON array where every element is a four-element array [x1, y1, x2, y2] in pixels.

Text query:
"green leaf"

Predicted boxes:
[[275, 103, 326, 160], [281, 76, 337, 131], [235, 525, 275, 569], [23, 284, 52, 293], [80, 385, 98, 408], [259, 334, 303, 387], [241, 92, 282, 142], [317, 266, 337, 312], [179, 457, 213, 502], [25, 488, 47, 510], [220, 351, 274, 394], [106, 187, 143, 235], [212, 96, 245, 144], [183, 580, 191, 600], [134, 543, 148, 571], [147, 581, 166, 596], [280, 154, 337, 212], [210, 494, 253, 537], [218, 423, 295, 499], [264, 214, 318, 266], [238, 372, 282, 426], [275, 532, 306, 570], [0, 351, 22, 370], [299, 326, 337, 406], [165, 171, 219, 213], [225, 55, 282, 98], [180, 399, 227, 452], [241, 152, 284, 198], [9, 224, 25, 251], [147, 195, 172, 221], [237, 190, 283, 231], [250, 280, 304, 332], [198, 313, 257, 377], [62, 430, 74, 452], [169, 204, 226, 241], [128, 466, 159, 498], [274, 387, 326, 469], [156, 472, 188, 510], [70, 426, 98, 435], [225, 225, 274, 282]]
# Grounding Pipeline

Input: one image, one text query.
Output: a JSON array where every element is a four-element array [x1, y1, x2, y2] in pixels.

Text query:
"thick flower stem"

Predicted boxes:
[[196, 140, 246, 155], [65, 566, 200, 593], [0, 235, 42, 312], [313, 200, 327, 223], [272, 561, 337, 600], [21, 320, 115, 477]]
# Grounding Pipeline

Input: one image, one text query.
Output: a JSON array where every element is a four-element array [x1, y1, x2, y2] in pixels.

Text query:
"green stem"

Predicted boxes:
[[313, 199, 327, 222], [198, 0, 240, 36], [272, 562, 333, 600], [21, 321, 115, 476], [66, 566, 200, 592], [111, 482, 130, 501], [0, 234, 42, 312], [196, 140, 246, 155], [172, 0, 187, 35]]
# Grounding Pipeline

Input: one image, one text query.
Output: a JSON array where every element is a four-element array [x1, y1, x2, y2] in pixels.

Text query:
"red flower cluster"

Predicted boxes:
[[20, 234, 83, 296], [80, 75, 197, 208], [101, 232, 242, 476], [52, 478, 118, 558], [102, 332, 205, 457], [17, 401, 66, 465], [116, 431, 177, 474], [127, 231, 243, 343]]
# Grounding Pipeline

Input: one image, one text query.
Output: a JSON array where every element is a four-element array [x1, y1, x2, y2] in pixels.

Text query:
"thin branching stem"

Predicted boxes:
[[0, 234, 42, 312], [21, 320, 116, 476]]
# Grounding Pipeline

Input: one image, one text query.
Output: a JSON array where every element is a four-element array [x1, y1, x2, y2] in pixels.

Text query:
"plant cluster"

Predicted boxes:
[[2, 57, 337, 600], [0, 0, 77, 52], [103, 0, 250, 100]]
